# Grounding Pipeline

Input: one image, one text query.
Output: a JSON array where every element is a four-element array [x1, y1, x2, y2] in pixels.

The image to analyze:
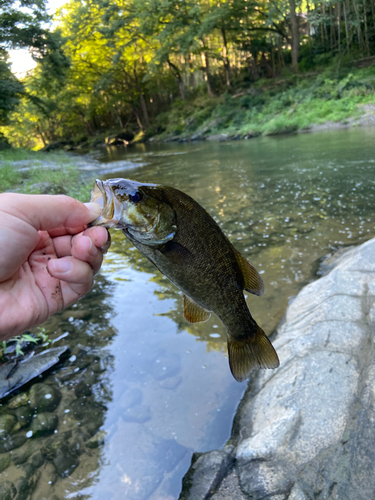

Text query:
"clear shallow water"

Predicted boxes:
[[1, 127, 375, 500]]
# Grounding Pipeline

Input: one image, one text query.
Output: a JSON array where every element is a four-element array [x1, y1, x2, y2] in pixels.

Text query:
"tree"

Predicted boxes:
[[0, 0, 51, 125], [0, 51, 23, 122]]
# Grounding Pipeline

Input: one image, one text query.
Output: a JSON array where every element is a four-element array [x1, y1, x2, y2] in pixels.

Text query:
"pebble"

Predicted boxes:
[[159, 376, 182, 390], [52, 446, 79, 478], [0, 431, 27, 453], [0, 453, 11, 473], [0, 481, 16, 500], [29, 383, 61, 412], [85, 430, 106, 449], [150, 353, 180, 381], [119, 388, 142, 409], [0, 414, 16, 438], [123, 405, 151, 423], [8, 393, 29, 409], [30, 413, 58, 438]]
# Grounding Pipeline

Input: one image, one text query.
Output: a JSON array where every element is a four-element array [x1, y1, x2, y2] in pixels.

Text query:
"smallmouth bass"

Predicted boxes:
[[89, 178, 279, 382]]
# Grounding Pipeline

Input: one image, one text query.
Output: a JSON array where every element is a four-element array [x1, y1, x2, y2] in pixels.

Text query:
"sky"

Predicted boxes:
[[9, 0, 68, 76]]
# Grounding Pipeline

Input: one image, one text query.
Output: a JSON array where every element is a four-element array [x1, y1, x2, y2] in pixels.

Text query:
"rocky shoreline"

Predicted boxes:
[[179, 237, 375, 500], [35, 103, 375, 152]]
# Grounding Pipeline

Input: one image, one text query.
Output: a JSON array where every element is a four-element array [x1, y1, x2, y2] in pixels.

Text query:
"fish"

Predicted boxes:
[[89, 178, 279, 382]]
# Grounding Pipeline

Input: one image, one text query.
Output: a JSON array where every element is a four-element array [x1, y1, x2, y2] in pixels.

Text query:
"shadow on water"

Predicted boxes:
[[2, 127, 375, 499]]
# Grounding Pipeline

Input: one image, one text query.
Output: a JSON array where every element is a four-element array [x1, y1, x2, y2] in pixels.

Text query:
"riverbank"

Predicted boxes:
[[149, 65, 375, 143], [0, 149, 92, 199], [179, 237, 375, 500], [2, 64, 375, 151]]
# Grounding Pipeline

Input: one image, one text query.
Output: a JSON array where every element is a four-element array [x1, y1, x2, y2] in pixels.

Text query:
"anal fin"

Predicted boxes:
[[234, 248, 264, 296], [184, 295, 211, 323]]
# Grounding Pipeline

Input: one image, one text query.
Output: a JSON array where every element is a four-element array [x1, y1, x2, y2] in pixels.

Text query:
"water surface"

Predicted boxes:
[[1, 127, 375, 500]]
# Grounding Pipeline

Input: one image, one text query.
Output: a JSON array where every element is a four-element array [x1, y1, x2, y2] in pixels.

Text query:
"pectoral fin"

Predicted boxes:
[[160, 241, 194, 266], [234, 248, 264, 296], [184, 295, 211, 323]]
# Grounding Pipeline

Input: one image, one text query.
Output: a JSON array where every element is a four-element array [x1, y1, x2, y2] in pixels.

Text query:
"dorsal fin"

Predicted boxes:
[[183, 295, 211, 323], [233, 248, 264, 296]]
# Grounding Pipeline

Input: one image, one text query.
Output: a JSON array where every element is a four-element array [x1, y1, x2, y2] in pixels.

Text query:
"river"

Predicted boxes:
[[1, 127, 375, 500]]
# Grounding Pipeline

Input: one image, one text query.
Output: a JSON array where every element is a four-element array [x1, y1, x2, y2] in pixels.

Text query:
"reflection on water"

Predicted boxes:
[[98, 127, 375, 337], [1, 127, 375, 499]]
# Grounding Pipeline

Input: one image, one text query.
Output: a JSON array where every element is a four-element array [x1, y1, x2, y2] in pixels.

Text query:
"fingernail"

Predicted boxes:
[[86, 237, 98, 256], [51, 259, 72, 274], [84, 202, 103, 218]]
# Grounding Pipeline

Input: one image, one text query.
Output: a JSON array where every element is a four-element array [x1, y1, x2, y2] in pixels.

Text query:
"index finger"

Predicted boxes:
[[0, 193, 102, 231]]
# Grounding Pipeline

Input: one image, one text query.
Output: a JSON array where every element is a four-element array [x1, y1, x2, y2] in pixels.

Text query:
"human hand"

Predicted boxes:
[[0, 193, 110, 341]]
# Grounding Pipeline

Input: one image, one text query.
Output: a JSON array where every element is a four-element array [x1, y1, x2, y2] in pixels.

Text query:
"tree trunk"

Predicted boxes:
[[270, 36, 276, 76], [167, 60, 186, 100], [343, 0, 350, 53], [116, 111, 124, 129], [337, 2, 341, 53], [188, 53, 195, 88], [221, 28, 231, 87], [353, 1, 363, 52], [289, 0, 299, 72], [277, 36, 285, 69], [36, 125, 46, 147], [201, 51, 214, 97], [134, 108, 143, 130], [249, 53, 259, 79], [139, 92, 150, 128], [133, 64, 150, 128], [322, 3, 328, 47], [364, 0, 370, 55]]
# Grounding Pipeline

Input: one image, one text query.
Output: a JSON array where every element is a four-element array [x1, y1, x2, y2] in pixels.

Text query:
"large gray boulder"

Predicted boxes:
[[180, 238, 375, 500]]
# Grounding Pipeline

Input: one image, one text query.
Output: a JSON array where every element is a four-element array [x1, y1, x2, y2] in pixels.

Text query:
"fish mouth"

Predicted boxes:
[[89, 179, 124, 228]]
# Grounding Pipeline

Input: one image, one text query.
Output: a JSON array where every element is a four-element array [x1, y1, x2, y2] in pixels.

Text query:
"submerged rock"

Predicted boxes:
[[30, 413, 58, 438], [103, 424, 189, 500], [85, 430, 106, 449], [0, 481, 16, 500], [8, 393, 29, 409], [0, 414, 17, 439], [52, 445, 79, 478], [179, 237, 375, 500], [10, 441, 36, 465], [0, 431, 27, 453], [13, 405, 33, 430], [122, 404, 151, 423], [0, 347, 68, 400], [0, 453, 11, 472], [29, 383, 61, 412], [15, 465, 41, 500], [150, 352, 180, 381], [119, 387, 143, 409]]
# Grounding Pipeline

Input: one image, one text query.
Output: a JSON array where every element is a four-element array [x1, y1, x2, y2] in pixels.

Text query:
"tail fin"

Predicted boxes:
[[227, 325, 279, 382]]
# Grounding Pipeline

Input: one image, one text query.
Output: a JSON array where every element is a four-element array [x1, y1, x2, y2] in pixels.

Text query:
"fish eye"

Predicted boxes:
[[129, 191, 143, 203]]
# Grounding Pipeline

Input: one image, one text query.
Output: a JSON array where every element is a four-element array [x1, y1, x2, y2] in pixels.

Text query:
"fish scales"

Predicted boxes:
[[89, 178, 279, 382]]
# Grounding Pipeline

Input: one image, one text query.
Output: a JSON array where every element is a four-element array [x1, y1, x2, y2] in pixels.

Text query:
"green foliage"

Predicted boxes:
[[0, 150, 92, 201], [2, 0, 375, 145], [150, 66, 375, 139], [0, 0, 49, 50], [0, 161, 22, 190], [0, 51, 23, 124], [0, 327, 51, 361]]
